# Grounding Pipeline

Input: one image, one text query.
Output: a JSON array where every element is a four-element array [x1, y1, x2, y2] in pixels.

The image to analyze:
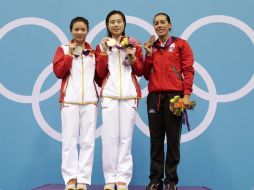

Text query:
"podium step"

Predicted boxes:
[[32, 184, 211, 190]]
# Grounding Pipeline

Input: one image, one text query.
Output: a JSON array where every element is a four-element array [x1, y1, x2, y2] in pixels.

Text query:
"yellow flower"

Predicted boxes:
[[173, 96, 180, 102], [121, 37, 128, 47]]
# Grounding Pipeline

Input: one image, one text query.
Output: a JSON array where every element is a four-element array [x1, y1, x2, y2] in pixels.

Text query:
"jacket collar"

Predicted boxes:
[[153, 36, 177, 49]]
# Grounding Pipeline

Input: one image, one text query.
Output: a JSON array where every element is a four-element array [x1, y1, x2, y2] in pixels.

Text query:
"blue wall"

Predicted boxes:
[[0, 0, 254, 190]]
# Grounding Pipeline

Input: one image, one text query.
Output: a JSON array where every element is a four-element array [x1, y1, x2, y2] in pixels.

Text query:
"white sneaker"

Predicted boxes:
[[77, 183, 87, 190], [65, 183, 76, 190], [104, 183, 115, 190], [65, 179, 77, 190], [117, 184, 128, 190]]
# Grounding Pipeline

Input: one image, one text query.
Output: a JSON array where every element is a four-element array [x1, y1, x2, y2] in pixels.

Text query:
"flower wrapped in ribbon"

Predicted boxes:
[[121, 36, 138, 66], [169, 95, 196, 131], [120, 36, 138, 48], [106, 36, 139, 66]]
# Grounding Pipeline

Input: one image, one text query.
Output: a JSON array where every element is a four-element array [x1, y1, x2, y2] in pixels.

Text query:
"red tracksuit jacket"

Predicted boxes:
[[144, 37, 194, 95]]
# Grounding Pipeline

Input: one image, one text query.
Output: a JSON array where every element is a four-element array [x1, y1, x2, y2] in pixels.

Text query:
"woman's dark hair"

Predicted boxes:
[[153, 12, 171, 23], [105, 10, 126, 37], [70, 17, 89, 31], [153, 13, 171, 31]]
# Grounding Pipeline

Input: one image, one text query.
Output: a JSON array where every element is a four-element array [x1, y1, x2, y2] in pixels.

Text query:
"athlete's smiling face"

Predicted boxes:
[[107, 13, 125, 38], [153, 14, 171, 39], [71, 21, 88, 44]]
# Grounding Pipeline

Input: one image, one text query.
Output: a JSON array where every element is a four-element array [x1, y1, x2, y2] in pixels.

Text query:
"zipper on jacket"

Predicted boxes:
[[160, 50, 163, 90], [81, 55, 85, 103], [119, 49, 123, 98]]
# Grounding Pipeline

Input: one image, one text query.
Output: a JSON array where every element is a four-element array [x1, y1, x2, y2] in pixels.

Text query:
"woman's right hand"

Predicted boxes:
[[100, 37, 111, 53], [68, 42, 77, 55], [144, 35, 156, 56]]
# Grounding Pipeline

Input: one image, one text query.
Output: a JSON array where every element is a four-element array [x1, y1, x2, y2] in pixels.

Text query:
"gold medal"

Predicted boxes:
[[106, 38, 116, 47]]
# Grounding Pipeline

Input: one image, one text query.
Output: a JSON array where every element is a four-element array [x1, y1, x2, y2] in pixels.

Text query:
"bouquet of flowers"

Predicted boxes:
[[169, 95, 196, 131], [169, 96, 196, 116], [121, 36, 138, 66], [107, 36, 139, 66], [120, 36, 138, 49]]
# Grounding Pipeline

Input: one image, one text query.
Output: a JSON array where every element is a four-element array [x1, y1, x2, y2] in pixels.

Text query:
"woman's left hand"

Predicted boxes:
[[126, 47, 136, 62], [183, 95, 192, 108]]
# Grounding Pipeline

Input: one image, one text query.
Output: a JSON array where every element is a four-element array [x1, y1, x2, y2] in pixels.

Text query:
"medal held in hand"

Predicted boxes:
[[106, 38, 117, 47], [72, 46, 83, 57]]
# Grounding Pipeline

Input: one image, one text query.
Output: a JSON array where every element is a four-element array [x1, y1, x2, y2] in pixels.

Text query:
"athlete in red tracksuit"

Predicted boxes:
[[144, 13, 194, 190]]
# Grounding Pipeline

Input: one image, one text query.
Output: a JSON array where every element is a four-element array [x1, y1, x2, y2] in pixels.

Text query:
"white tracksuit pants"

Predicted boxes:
[[101, 98, 137, 185], [61, 103, 97, 185]]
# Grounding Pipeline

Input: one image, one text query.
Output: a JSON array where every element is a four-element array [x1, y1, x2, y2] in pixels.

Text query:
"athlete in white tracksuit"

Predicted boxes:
[[95, 10, 143, 188], [53, 17, 101, 188]]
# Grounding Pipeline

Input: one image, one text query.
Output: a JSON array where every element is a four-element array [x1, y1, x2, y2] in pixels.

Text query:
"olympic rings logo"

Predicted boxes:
[[1, 15, 254, 143]]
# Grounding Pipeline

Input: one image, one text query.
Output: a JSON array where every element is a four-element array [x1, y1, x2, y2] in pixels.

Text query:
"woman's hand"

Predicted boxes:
[[144, 35, 156, 56], [68, 42, 77, 55], [183, 95, 192, 108], [100, 37, 111, 53], [126, 47, 136, 62]]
